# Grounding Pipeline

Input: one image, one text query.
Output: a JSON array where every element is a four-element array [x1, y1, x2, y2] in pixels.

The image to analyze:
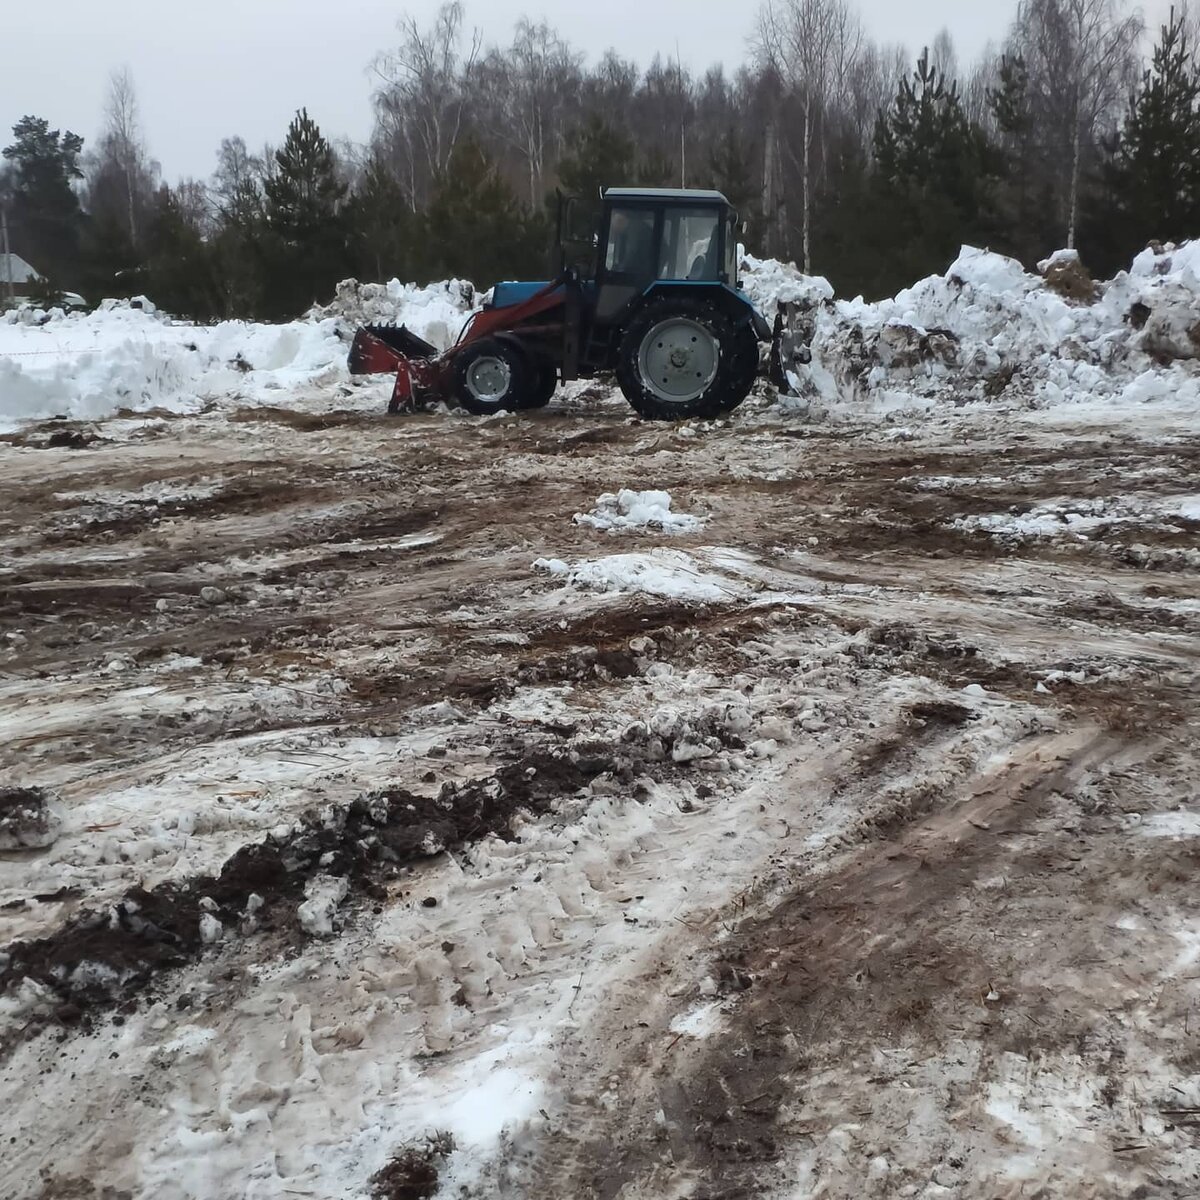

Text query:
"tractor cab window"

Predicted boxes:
[[726, 214, 738, 283], [658, 207, 722, 282], [605, 207, 657, 275]]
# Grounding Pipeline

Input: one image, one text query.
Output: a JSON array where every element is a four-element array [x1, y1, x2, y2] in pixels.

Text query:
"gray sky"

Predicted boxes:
[[1, 0, 1169, 183]]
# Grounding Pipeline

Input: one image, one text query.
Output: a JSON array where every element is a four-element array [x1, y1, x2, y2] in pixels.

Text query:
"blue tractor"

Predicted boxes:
[[350, 187, 802, 421]]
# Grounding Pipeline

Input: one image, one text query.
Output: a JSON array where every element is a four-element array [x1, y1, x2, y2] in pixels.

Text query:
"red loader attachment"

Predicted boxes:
[[349, 325, 448, 412]]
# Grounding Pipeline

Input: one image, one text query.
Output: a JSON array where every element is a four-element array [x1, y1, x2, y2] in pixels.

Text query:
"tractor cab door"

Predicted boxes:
[[594, 203, 660, 324], [594, 202, 729, 325]]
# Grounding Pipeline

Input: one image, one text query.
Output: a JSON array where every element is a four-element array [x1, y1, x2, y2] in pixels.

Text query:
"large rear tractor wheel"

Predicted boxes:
[[451, 339, 531, 416], [616, 297, 754, 421]]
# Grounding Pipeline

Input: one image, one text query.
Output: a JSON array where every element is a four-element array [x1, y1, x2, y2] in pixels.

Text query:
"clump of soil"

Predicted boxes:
[[0, 748, 614, 1031], [1042, 255, 1099, 303], [0, 787, 63, 850], [906, 700, 977, 727], [371, 1134, 455, 1200]]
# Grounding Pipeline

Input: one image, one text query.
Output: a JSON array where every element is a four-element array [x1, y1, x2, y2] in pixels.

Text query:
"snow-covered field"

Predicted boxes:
[[1, 248, 1200, 1199]]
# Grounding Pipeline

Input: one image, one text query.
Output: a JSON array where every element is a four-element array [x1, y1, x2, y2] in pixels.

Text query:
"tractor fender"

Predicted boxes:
[[492, 331, 541, 368], [638, 281, 771, 341]]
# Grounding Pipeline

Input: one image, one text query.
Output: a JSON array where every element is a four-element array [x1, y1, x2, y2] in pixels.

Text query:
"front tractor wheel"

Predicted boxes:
[[451, 339, 531, 416], [616, 298, 753, 421]]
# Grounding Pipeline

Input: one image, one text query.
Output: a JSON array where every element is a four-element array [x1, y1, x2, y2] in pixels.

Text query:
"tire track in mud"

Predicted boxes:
[[524, 726, 1187, 1200]]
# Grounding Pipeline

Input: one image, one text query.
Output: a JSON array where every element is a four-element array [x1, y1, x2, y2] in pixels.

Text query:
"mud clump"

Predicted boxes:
[[371, 1133, 455, 1199], [0, 749, 613, 1035], [0, 787, 63, 850], [1041, 255, 1099, 303], [906, 700, 977, 727]]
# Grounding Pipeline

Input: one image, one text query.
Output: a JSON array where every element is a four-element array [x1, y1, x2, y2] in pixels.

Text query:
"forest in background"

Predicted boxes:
[[3, 0, 1200, 319]]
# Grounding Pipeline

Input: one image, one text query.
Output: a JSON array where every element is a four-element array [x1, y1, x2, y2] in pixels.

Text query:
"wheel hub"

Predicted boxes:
[[639, 318, 720, 404], [466, 356, 511, 404]]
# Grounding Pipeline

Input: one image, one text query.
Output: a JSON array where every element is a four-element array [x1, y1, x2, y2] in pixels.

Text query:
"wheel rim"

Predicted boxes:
[[466, 355, 512, 404], [638, 318, 720, 403]]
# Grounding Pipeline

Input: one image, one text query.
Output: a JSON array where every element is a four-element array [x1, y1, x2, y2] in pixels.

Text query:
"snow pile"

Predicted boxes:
[[574, 490, 705, 534], [297, 874, 350, 937], [739, 251, 835, 312], [310, 277, 478, 350], [0, 279, 477, 430], [741, 241, 1200, 415]]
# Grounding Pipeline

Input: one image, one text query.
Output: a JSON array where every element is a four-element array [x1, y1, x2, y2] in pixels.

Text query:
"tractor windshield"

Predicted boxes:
[[658, 207, 722, 282]]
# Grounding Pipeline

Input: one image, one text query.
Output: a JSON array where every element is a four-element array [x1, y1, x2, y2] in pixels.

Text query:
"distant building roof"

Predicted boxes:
[[1, 252, 40, 288]]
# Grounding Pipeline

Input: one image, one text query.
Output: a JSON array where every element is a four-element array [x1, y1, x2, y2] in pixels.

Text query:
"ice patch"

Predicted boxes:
[[1135, 812, 1200, 839], [669, 1000, 723, 1038], [534, 550, 743, 602]]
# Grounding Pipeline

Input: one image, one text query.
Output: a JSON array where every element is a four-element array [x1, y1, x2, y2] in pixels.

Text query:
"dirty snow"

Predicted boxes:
[[574, 489, 705, 534], [2, 247, 1200, 1200]]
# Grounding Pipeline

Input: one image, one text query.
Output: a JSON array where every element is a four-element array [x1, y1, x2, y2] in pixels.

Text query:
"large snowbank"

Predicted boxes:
[[3, 242, 1199, 430], [742, 240, 1200, 415], [0, 279, 478, 430]]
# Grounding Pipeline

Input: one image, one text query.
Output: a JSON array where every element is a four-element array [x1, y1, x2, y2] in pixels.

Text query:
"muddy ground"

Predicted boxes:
[[1, 385, 1198, 1199]]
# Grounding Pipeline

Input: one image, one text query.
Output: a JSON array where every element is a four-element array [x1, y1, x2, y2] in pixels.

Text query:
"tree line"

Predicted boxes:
[[2, 0, 1200, 319]]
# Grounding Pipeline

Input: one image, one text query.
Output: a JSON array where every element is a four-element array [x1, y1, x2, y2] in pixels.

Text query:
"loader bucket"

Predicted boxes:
[[768, 301, 816, 394], [349, 325, 440, 375]]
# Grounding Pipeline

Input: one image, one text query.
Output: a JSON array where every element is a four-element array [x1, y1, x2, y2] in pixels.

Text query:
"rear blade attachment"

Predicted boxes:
[[768, 301, 817, 395]]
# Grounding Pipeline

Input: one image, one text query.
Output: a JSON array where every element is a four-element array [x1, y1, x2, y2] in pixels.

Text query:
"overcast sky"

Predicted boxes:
[[2, 0, 1174, 183]]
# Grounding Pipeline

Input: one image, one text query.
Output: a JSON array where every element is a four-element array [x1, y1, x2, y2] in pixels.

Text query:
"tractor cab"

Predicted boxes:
[[597, 188, 738, 296]]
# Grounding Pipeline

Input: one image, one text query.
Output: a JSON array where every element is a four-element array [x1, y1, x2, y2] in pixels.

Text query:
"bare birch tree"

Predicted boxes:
[[479, 20, 582, 206], [98, 67, 155, 249], [755, 0, 864, 272], [1012, 0, 1143, 247], [372, 2, 481, 209]]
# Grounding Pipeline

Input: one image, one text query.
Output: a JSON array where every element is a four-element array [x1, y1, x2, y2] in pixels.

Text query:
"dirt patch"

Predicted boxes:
[[0, 423, 106, 451], [371, 1134, 455, 1200], [349, 668, 514, 711], [0, 747, 617, 1043], [230, 406, 387, 433], [1056, 593, 1199, 634]]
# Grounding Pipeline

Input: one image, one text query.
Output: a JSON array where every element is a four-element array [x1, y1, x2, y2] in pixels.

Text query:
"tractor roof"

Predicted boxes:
[[603, 187, 731, 206]]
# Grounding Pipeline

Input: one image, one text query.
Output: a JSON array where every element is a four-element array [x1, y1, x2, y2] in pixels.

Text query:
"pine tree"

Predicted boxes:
[[2, 117, 85, 289], [1101, 8, 1200, 261], [867, 50, 1002, 296], [262, 109, 349, 315]]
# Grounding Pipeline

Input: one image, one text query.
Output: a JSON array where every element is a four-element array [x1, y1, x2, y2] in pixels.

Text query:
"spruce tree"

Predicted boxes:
[[344, 156, 411, 283], [868, 50, 1001, 297], [707, 127, 764, 253], [421, 138, 546, 285], [555, 116, 636, 231], [262, 109, 349, 315], [1101, 8, 1200, 260], [145, 185, 219, 319]]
